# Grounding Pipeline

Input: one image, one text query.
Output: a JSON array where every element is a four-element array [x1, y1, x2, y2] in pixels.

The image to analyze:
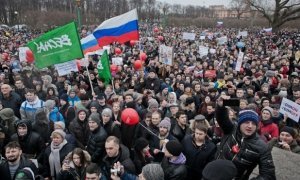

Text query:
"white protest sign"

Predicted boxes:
[[199, 46, 209, 57], [217, 36, 227, 45], [18, 47, 30, 62], [55, 60, 78, 76], [159, 45, 173, 65], [200, 36, 205, 40], [238, 31, 248, 37], [235, 52, 244, 71], [209, 48, 216, 54], [182, 32, 196, 40], [112, 57, 123, 65], [280, 98, 300, 122]]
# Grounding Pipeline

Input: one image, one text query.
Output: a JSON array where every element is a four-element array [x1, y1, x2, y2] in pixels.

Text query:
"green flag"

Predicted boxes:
[[97, 50, 111, 84], [27, 22, 83, 69]]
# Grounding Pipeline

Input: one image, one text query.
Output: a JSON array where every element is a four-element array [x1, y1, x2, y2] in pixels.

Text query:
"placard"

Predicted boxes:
[[199, 46, 209, 57], [182, 32, 196, 40], [18, 47, 30, 62], [238, 31, 248, 37], [55, 60, 79, 76], [112, 57, 123, 65], [159, 45, 173, 65], [279, 98, 300, 122], [235, 52, 244, 71]]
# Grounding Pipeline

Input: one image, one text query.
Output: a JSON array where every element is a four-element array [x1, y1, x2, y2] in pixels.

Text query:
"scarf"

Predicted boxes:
[[49, 139, 67, 179], [169, 153, 186, 165]]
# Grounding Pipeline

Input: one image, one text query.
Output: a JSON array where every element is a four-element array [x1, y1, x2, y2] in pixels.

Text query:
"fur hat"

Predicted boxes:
[[134, 137, 149, 152]]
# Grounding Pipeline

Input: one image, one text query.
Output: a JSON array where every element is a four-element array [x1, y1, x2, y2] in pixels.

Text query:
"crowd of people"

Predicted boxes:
[[0, 24, 299, 180]]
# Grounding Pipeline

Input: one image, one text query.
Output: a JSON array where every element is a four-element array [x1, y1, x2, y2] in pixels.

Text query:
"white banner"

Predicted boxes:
[[182, 32, 196, 40], [209, 48, 216, 54], [199, 46, 209, 57], [280, 98, 300, 122], [200, 36, 205, 40], [159, 45, 173, 65], [217, 36, 227, 45], [55, 60, 78, 76], [235, 52, 244, 71], [112, 57, 123, 65], [18, 47, 30, 62], [238, 31, 248, 37]]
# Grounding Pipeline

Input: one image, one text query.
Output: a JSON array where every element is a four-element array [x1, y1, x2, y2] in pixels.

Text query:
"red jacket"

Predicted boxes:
[[259, 120, 279, 142]]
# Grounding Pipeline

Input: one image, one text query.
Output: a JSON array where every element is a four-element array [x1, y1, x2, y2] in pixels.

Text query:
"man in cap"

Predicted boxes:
[[215, 98, 275, 179], [86, 113, 107, 165]]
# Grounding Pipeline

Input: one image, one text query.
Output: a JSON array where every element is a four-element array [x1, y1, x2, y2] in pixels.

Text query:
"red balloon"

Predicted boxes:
[[121, 108, 139, 125], [26, 50, 34, 63], [158, 36, 164, 41], [115, 48, 122, 55], [134, 60, 142, 70], [139, 52, 147, 61], [154, 27, 159, 33], [110, 64, 118, 72], [130, 40, 136, 46]]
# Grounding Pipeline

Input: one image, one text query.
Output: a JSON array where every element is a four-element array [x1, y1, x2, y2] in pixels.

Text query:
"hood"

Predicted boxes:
[[0, 108, 15, 122], [43, 75, 53, 83], [65, 149, 91, 168], [169, 153, 186, 165], [15, 119, 32, 137]]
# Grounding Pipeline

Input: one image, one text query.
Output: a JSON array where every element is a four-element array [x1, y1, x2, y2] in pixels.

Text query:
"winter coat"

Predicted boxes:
[[102, 144, 136, 178], [268, 138, 300, 154], [144, 77, 161, 94], [102, 120, 121, 140], [57, 150, 91, 180], [0, 108, 18, 136], [43, 142, 74, 178], [0, 91, 22, 118], [161, 154, 187, 180], [181, 135, 216, 180], [49, 107, 65, 123], [215, 106, 276, 180], [32, 108, 52, 143], [259, 120, 279, 141], [10, 120, 45, 161], [86, 126, 107, 164], [171, 122, 191, 142], [69, 117, 90, 149], [0, 156, 38, 180], [20, 97, 44, 122]]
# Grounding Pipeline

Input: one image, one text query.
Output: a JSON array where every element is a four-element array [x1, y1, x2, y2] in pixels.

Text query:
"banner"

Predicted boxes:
[[235, 52, 244, 71], [199, 46, 209, 57], [27, 22, 83, 69], [112, 57, 123, 65], [182, 32, 196, 40], [238, 31, 248, 37], [55, 60, 78, 76], [279, 98, 300, 122], [217, 36, 227, 45], [159, 45, 173, 65]]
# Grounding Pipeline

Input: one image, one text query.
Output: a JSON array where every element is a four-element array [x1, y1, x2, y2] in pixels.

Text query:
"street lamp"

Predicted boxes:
[[75, 0, 82, 30], [14, 11, 19, 31]]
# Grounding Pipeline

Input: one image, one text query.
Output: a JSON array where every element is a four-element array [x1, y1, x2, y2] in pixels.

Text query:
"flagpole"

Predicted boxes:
[[85, 64, 95, 96], [111, 77, 115, 94]]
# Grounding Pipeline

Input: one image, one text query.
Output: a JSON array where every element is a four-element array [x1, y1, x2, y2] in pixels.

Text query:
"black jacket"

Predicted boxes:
[[102, 144, 136, 178], [102, 120, 121, 140], [171, 122, 191, 142], [0, 92, 22, 118], [86, 126, 107, 164], [181, 135, 216, 180], [69, 118, 90, 149], [161, 157, 187, 180], [0, 156, 38, 180], [215, 106, 276, 180]]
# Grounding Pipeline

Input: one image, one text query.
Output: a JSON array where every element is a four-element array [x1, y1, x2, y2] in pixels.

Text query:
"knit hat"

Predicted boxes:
[[102, 108, 112, 117], [148, 99, 159, 109], [281, 126, 296, 138], [238, 110, 259, 125], [158, 117, 171, 131], [202, 159, 237, 180], [134, 137, 149, 152], [0, 108, 14, 120], [262, 106, 273, 116], [142, 164, 164, 180], [165, 140, 183, 156], [54, 121, 66, 130], [51, 129, 66, 139], [60, 93, 69, 102], [89, 113, 101, 125]]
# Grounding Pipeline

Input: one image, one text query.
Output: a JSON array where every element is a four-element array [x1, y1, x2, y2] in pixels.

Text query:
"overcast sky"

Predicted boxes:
[[157, 0, 231, 7]]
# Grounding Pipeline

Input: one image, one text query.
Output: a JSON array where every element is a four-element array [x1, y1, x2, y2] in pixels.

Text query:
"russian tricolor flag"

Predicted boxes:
[[93, 9, 139, 47], [81, 34, 101, 54]]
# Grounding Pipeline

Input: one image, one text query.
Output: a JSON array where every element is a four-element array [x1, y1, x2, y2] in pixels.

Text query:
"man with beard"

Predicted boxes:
[[0, 141, 38, 180]]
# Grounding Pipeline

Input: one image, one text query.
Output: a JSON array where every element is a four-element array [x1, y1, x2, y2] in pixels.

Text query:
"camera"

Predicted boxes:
[[110, 168, 121, 176]]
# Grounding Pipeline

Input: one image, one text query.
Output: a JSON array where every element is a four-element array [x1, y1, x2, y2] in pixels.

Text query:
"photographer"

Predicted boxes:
[[58, 148, 91, 180]]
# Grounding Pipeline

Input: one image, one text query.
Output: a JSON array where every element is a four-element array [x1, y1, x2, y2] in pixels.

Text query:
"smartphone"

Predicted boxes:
[[223, 99, 240, 107]]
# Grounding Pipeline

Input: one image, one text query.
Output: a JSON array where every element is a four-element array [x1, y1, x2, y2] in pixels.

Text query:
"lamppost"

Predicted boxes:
[[14, 11, 19, 31], [75, 0, 81, 29]]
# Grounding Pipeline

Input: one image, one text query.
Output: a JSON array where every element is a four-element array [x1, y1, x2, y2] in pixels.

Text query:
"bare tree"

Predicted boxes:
[[247, 0, 300, 31], [230, 0, 250, 19]]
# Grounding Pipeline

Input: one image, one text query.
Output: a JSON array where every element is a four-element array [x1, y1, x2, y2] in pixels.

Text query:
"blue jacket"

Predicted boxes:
[[49, 107, 65, 123]]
